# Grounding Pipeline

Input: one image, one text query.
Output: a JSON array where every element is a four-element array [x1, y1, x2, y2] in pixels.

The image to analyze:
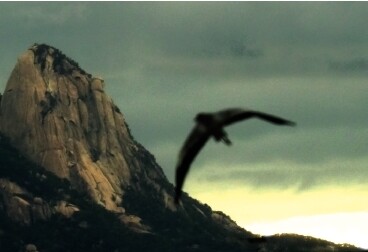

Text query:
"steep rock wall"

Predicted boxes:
[[0, 44, 169, 212]]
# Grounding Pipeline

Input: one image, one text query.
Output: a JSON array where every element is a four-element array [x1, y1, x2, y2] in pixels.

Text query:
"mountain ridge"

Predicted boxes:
[[0, 44, 363, 251]]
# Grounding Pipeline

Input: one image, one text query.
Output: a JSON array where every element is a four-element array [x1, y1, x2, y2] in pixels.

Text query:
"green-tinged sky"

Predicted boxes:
[[0, 2, 367, 248]]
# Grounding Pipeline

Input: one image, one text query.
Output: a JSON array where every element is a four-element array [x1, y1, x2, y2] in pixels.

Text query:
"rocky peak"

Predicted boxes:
[[0, 44, 169, 214], [31, 43, 90, 76]]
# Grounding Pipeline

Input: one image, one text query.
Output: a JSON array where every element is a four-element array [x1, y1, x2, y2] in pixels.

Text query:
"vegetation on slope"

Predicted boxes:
[[31, 43, 91, 77]]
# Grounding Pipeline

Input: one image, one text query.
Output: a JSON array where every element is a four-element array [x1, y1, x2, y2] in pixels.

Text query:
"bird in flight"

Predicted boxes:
[[174, 108, 296, 204]]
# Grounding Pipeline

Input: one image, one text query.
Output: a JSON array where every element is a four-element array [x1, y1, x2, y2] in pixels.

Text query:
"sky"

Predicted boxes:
[[0, 2, 367, 249]]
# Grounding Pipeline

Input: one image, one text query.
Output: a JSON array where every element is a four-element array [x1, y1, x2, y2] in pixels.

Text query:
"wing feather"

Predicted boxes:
[[216, 108, 296, 126], [175, 124, 210, 203], [253, 111, 296, 126]]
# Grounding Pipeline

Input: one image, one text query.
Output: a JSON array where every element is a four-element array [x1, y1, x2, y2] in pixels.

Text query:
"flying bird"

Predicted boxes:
[[174, 108, 296, 204]]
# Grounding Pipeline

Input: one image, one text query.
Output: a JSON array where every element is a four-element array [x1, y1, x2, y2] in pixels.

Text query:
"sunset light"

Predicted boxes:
[[188, 170, 368, 250], [246, 212, 368, 250]]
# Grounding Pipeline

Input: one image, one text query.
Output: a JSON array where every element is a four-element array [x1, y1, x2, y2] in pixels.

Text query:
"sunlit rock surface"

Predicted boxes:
[[0, 44, 168, 214]]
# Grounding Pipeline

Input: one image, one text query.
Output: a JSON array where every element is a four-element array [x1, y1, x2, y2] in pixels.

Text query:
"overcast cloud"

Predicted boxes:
[[0, 2, 367, 192]]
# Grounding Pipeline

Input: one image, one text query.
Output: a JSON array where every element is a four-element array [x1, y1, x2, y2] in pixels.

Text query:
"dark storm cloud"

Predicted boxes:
[[330, 58, 368, 73], [201, 158, 368, 191], [2, 2, 368, 80]]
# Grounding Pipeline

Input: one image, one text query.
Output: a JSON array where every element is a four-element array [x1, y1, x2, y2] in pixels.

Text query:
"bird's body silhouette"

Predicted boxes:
[[174, 108, 295, 204]]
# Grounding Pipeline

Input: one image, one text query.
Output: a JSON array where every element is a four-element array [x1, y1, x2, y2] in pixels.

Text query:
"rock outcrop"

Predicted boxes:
[[0, 178, 79, 225], [0, 44, 168, 215]]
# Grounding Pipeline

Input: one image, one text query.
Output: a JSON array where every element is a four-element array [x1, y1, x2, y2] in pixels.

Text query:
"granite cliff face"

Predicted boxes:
[[0, 44, 169, 214]]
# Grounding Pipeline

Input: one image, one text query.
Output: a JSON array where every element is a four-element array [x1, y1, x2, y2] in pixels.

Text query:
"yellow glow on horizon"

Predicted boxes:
[[245, 212, 368, 249], [189, 179, 368, 219], [186, 179, 368, 249]]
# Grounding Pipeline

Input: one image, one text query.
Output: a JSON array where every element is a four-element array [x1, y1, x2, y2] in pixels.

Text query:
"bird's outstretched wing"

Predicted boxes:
[[175, 124, 210, 204], [216, 108, 296, 127]]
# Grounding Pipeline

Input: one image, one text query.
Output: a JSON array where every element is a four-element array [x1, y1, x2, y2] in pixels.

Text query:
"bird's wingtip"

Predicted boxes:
[[174, 197, 180, 205], [288, 121, 297, 126], [174, 187, 181, 205], [284, 120, 296, 126]]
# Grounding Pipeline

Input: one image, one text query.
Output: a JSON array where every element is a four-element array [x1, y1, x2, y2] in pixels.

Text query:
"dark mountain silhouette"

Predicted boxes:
[[175, 108, 295, 203], [0, 44, 363, 252]]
